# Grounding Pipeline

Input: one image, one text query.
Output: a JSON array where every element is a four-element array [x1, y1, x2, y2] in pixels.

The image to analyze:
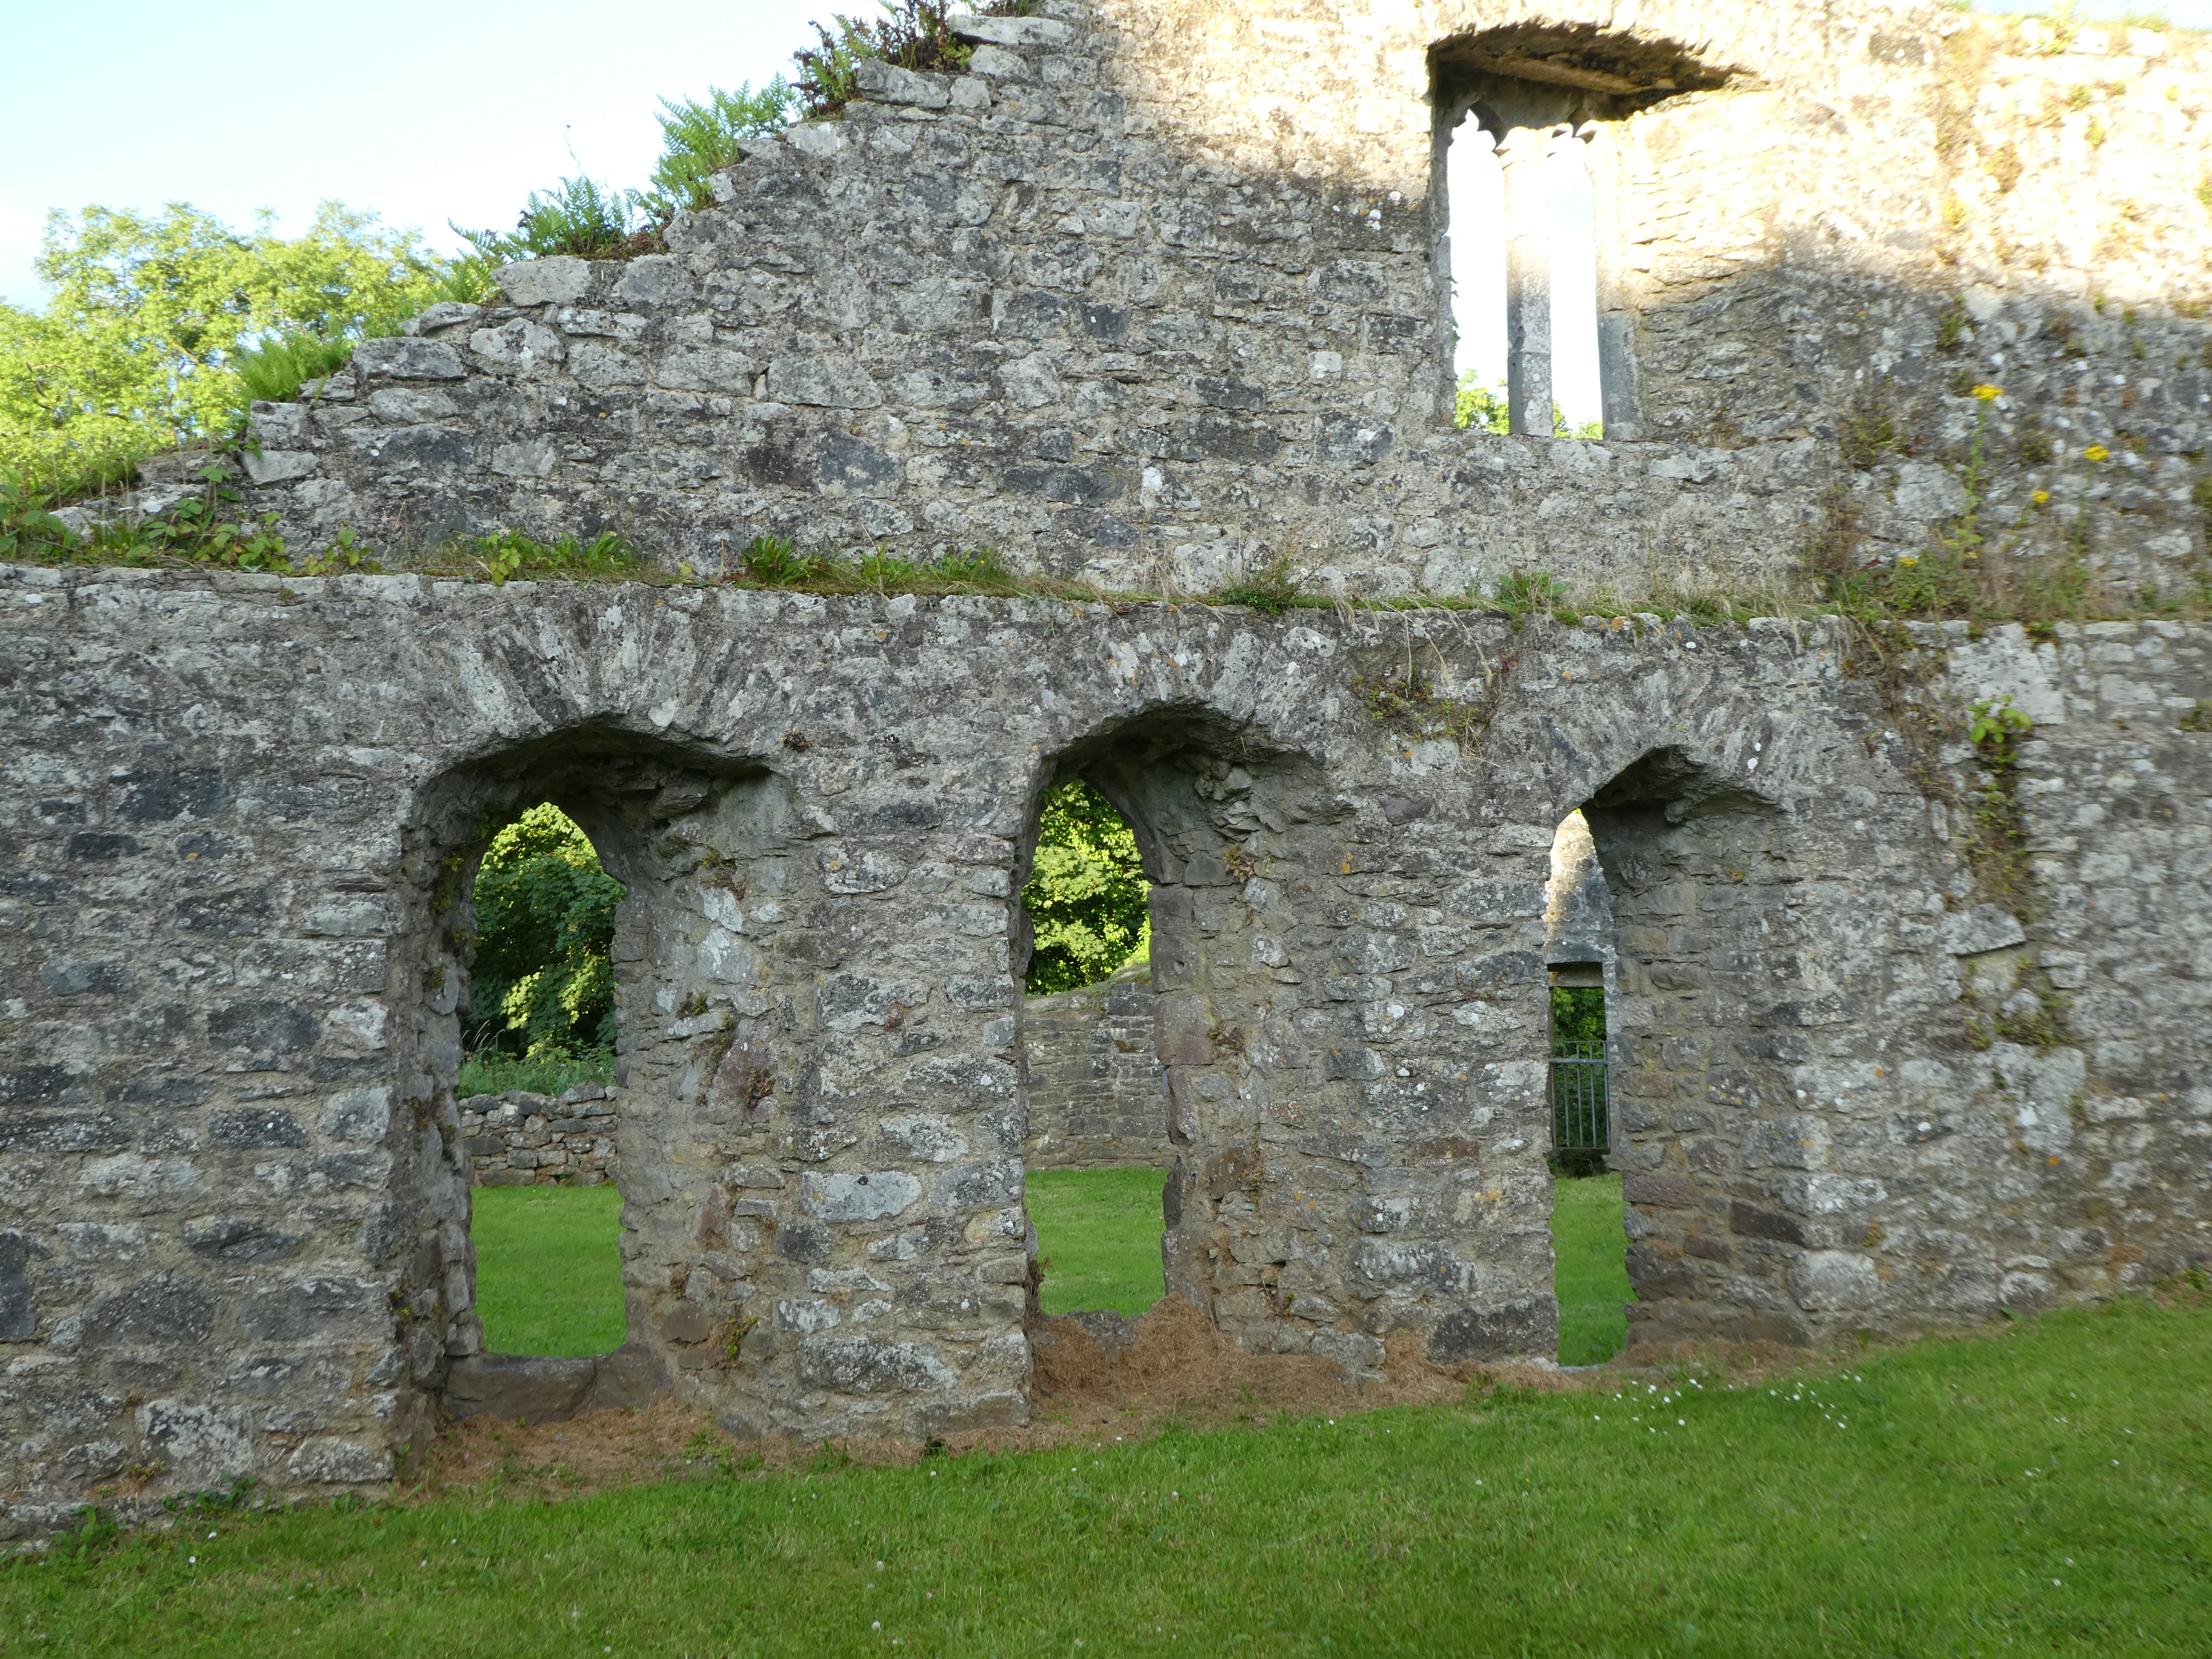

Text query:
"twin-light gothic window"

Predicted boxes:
[[1444, 108, 1606, 440]]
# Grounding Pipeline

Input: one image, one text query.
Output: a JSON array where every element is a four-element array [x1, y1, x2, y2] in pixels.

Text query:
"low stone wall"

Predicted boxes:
[[1020, 964, 1170, 1170], [460, 1085, 620, 1186]]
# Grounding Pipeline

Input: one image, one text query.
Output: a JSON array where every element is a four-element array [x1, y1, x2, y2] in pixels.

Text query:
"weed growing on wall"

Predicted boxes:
[[467, 528, 638, 586], [1964, 696, 2036, 919], [642, 80, 798, 219], [1350, 649, 1517, 750], [455, 175, 663, 266], [795, 0, 976, 117], [1962, 956, 2077, 1053], [1211, 555, 1307, 615], [726, 534, 1063, 599]]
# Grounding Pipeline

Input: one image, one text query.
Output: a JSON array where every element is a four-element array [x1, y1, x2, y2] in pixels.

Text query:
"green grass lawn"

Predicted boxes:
[[469, 1185, 626, 1357], [10, 1293, 2208, 1655], [1027, 1167, 1166, 1317], [1552, 1172, 1631, 1366]]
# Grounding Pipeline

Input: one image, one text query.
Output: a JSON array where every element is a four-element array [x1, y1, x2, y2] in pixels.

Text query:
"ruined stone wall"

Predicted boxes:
[[5, 562, 2205, 1533], [461, 1085, 619, 1186], [7, 0, 2212, 1539], [233, 1, 2212, 607], [1019, 964, 1171, 1170]]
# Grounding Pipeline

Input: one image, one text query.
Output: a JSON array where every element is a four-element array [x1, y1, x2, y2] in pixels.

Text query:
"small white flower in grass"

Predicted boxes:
[[872, 1622, 882, 1631], [876, 1561, 885, 1570]]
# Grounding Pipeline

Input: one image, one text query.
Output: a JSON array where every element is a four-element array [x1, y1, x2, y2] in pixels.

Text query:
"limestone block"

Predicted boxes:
[[612, 256, 695, 308], [1941, 904, 2027, 956], [366, 388, 459, 424], [855, 59, 950, 108], [489, 438, 557, 480], [242, 450, 319, 485], [765, 354, 882, 408], [497, 257, 592, 306], [351, 337, 466, 380], [1786, 1250, 1880, 1312], [947, 12, 1072, 46], [469, 319, 565, 373], [656, 345, 759, 393]]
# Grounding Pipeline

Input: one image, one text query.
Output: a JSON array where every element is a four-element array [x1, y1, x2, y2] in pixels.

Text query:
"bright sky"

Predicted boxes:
[[3, 0, 2205, 317], [0, 0, 826, 311]]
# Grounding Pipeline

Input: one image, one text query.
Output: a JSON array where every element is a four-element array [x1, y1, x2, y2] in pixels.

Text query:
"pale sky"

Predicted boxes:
[[3, 0, 2204, 317], [0, 0, 826, 310]]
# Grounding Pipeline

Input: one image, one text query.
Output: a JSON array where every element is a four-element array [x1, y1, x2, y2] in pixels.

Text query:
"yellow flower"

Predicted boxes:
[[2083, 444, 2111, 464], [1898, 554, 1920, 567], [2032, 490, 2051, 506], [1971, 383, 2003, 402]]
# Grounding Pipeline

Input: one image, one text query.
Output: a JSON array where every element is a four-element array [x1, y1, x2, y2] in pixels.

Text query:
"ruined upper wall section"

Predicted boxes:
[[1111, 0, 2212, 306], [230, 0, 2212, 601]]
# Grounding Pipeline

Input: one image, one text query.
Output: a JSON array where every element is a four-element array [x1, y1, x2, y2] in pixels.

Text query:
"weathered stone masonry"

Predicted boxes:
[[235, 1, 2212, 603], [462, 1086, 620, 1186], [5, 0, 2212, 1534], [4, 565, 2207, 1533], [1020, 963, 1171, 1171]]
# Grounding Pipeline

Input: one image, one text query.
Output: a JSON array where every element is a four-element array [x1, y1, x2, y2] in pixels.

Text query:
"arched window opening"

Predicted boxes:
[[1018, 779, 1168, 1325], [459, 801, 628, 1360], [1544, 808, 1630, 1365]]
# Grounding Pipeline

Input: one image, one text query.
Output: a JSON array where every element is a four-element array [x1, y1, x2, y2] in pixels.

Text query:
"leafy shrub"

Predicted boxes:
[[643, 80, 797, 219], [457, 1045, 614, 1099], [1454, 371, 1511, 434], [468, 804, 625, 1060], [1023, 781, 1150, 995], [795, 0, 975, 118]]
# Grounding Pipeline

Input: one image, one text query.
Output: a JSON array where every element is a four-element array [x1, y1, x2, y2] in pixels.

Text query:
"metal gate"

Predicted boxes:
[[1550, 1037, 1609, 1153]]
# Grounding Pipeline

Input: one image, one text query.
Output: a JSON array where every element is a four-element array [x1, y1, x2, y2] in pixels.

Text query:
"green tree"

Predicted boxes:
[[0, 202, 466, 476], [469, 804, 626, 1059], [1022, 781, 1150, 995], [1550, 986, 1605, 1049], [1453, 370, 1603, 440]]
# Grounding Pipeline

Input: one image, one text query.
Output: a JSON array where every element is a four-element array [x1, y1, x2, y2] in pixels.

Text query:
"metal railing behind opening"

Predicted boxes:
[[1550, 1038, 1609, 1153]]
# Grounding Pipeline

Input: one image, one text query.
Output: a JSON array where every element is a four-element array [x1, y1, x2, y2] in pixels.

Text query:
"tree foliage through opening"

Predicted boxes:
[[1022, 780, 1149, 996]]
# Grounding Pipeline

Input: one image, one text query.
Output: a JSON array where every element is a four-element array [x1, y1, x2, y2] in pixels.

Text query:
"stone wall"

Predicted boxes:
[[1019, 963, 1170, 1169], [6, 0, 2212, 1538], [4, 562, 2207, 1534], [460, 1085, 620, 1186], [227, 2, 2212, 605]]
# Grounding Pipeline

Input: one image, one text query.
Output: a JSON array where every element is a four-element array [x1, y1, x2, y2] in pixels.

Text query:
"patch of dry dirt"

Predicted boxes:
[[408, 1296, 1590, 1503]]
